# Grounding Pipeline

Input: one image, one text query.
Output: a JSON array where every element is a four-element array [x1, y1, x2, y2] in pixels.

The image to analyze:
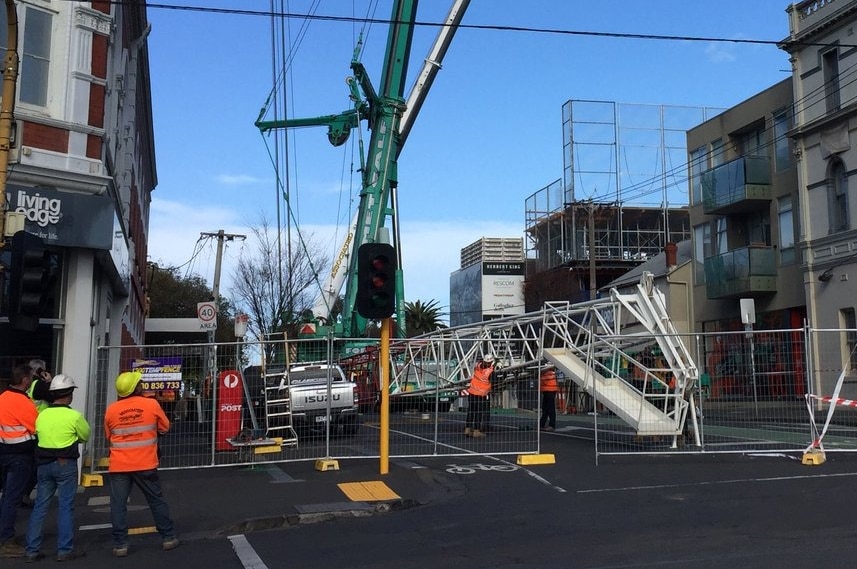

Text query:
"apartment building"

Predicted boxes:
[[687, 77, 806, 397]]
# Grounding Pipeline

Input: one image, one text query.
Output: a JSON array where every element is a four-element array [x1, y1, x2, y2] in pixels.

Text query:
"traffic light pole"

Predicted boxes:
[[379, 316, 391, 475], [0, 0, 18, 249]]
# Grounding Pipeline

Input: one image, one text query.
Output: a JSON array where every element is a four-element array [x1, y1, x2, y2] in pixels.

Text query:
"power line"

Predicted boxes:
[[74, 1, 855, 50]]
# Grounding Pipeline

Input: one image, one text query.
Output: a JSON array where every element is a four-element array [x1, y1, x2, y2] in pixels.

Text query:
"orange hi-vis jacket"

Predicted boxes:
[[104, 394, 170, 472], [467, 364, 493, 396], [540, 369, 559, 392], [0, 387, 38, 453]]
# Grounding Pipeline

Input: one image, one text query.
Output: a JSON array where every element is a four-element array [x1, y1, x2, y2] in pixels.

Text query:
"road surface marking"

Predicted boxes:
[[338, 481, 401, 501], [228, 534, 268, 569], [578, 470, 857, 494]]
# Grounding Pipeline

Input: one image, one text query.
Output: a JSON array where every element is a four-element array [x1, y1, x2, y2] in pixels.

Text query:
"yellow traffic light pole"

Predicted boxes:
[[0, 0, 19, 249], [379, 316, 391, 474]]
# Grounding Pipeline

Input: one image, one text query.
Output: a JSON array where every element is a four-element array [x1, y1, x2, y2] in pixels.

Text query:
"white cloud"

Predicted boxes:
[[704, 41, 738, 64], [214, 174, 268, 186], [147, 197, 522, 322]]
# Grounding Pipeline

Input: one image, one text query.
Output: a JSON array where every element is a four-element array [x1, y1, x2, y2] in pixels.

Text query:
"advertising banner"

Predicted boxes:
[[131, 357, 182, 402], [215, 369, 243, 451]]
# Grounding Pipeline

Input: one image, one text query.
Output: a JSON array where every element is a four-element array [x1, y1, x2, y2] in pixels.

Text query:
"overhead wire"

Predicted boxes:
[[84, 1, 857, 51]]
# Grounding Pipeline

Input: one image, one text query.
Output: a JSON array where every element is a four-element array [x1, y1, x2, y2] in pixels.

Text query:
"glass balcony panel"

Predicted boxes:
[[701, 156, 771, 214], [703, 245, 777, 299]]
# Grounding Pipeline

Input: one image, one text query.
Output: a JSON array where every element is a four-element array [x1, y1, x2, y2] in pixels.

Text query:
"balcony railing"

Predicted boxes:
[[704, 245, 777, 299], [701, 156, 771, 215]]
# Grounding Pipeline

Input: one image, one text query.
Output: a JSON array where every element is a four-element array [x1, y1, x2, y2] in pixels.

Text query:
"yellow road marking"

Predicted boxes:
[[128, 526, 157, 535], [337, 481, 400, 501]]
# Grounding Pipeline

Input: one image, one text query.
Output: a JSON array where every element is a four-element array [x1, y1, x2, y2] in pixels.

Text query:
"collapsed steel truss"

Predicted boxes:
[[389, 273, 700, 443]]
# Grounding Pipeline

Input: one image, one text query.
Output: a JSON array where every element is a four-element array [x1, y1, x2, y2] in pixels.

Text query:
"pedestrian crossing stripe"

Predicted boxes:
[[337, 481, 400, 501]]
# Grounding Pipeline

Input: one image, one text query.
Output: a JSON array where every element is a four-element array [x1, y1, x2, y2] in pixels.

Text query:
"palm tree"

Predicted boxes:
[[404, 299, 447, 337]]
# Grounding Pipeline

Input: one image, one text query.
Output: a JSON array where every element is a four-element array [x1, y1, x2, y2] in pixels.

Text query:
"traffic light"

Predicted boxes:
[[9, 231, 53, 331], [356, 242, 397, 319]]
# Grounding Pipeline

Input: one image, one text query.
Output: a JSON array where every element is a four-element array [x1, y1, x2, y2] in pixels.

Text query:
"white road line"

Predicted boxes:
[[228, 534, 268, 569], [578, 470, 857, 494]]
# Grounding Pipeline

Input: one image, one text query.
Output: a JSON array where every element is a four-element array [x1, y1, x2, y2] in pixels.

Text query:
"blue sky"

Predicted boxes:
[[145, 0, 792, 320]]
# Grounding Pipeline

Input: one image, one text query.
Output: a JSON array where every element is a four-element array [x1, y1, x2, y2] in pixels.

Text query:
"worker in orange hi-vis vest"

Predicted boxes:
[[104, 371, 179, 558], [539, 366, 559, 432], [0, 365, 38, 559], [464, 355, 495, 438]]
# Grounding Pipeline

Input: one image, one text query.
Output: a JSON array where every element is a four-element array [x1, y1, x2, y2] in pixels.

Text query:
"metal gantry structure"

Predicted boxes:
[[388, 273, 701, 445]]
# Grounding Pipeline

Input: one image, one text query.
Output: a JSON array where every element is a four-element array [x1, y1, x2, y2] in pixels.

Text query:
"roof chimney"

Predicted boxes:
[[665, 242, 677, 269]]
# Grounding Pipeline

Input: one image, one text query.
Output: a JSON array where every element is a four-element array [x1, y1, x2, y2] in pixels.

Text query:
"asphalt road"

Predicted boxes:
[[187, 436, 857, 568], [16, 427, 857, 569]]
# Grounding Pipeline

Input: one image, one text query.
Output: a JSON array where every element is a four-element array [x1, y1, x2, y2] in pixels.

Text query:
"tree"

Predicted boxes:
[[230, 215, 328, 353], [146, 264, 235, 343], [145, 264, 239, 396], [403, 299, 447, 337]]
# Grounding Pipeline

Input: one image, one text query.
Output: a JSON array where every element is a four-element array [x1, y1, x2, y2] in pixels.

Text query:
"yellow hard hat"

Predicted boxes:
[[115, 371, 142, 397]]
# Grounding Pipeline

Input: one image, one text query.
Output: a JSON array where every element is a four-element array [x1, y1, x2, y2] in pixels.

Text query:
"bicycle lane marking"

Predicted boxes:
[[369, 424, 568, 494], [444, 457, 567, 494]]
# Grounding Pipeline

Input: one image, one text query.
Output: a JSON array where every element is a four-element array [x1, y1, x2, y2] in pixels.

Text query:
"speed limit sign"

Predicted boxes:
[[197, 301, 218, 330]]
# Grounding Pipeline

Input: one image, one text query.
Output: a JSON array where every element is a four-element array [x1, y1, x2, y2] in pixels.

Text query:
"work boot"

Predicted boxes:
[[162, 538, 180, 551], [464, 428, 472, 436], [471, 429, 485, 438], [56, 549, 85, 562], [1, 540, 25, 558]]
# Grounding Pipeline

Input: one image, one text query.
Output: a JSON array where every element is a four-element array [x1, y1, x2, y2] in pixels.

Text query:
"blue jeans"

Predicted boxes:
[[109, 470, 175, 547], [25, 459, 78, 555], [0, 453, 34, 543]]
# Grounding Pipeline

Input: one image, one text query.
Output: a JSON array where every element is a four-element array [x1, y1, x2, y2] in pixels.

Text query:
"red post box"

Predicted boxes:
[[215, 369, 243, 451]]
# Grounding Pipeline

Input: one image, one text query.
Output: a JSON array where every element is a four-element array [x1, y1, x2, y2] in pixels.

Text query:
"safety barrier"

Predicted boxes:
[[84, 337, 543, 473], [82, 324, 857, 472]]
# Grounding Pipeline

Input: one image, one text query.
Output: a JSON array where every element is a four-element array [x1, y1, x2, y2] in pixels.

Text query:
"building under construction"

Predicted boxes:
[[524, 100, 723, 310]]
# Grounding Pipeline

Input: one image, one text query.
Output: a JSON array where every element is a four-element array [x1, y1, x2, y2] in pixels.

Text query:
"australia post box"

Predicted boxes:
[[215, 369, 243, 451]]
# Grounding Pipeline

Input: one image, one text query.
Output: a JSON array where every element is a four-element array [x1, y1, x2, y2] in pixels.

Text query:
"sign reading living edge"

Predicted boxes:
[[8, 185, 113, 250], [482, 262, 524, 275]]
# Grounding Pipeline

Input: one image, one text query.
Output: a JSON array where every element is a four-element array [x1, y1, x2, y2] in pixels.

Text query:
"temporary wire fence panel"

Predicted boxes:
[[591, 329, 819, 456], [86, 336, 541, 473], [805, 329, 857, 454]]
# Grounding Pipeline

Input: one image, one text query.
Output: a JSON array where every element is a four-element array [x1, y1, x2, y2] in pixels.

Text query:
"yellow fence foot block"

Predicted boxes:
[[517, 454, 556, 466], [97, 457, 110, 468], [315, 459, 340, 472], [81, 474, 103, 487], [802, 449, 826, 466], [254, 445, 282, 455]]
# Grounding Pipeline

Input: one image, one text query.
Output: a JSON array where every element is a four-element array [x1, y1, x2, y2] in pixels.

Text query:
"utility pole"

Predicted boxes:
[[587, 201, 597, 300], [200, 230, 246, 388], [0, 0, 19, 248]]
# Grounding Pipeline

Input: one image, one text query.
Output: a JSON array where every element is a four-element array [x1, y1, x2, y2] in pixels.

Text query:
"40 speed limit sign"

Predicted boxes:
[[197, 301, 218, 330]]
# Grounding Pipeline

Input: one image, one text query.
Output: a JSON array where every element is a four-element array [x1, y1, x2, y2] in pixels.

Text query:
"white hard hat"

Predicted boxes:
[[483, 354, 495, 363], [49, 374, 77, 391]]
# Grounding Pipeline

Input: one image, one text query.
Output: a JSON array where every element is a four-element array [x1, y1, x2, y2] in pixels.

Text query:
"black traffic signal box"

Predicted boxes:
[[356, 242, 397, 319], [9, 230, 53, 332]]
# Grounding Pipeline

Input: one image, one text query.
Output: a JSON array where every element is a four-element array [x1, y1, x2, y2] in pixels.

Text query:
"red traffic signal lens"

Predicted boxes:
[[371, 255, 389, 270]]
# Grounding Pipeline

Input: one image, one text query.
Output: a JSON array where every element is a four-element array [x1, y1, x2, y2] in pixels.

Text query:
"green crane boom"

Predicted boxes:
[[256, 0, 469, 345]]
